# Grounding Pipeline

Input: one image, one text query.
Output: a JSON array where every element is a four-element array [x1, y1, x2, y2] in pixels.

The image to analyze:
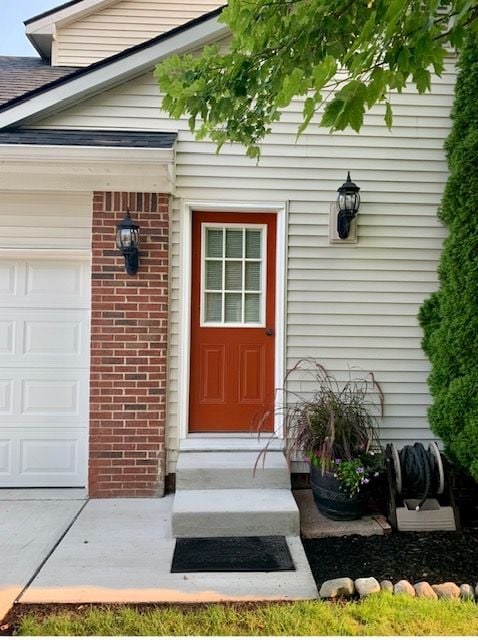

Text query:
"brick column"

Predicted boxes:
[[89, 192, 169, 497]]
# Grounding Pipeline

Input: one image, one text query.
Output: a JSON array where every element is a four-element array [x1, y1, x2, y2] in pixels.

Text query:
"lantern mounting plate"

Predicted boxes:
[[329, 202, 358, 244]]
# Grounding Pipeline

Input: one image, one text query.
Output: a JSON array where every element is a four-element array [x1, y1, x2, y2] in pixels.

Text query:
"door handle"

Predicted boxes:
[[265, 328, 274, 336]]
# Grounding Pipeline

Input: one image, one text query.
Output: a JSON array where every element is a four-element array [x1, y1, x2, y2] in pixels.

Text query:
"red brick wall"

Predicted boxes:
[[89, 192, 169, 497]]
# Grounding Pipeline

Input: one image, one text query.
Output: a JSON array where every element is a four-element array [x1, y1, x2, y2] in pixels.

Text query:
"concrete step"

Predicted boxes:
[[179, 437, 284, 452], [175, 450, 290, 490], [172, 489, 300, 538]]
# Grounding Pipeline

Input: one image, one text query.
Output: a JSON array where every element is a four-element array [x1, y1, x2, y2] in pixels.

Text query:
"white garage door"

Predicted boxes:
[[0, 258, 90, 487]]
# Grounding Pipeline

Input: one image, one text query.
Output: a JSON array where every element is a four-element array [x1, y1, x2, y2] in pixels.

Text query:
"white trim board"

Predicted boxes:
[[177, 199, 288, 443], [0, 145, 175, 193]]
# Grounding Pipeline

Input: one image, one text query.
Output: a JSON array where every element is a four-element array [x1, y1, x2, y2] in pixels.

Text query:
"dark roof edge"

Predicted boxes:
[[3, 6, 225, 116], [0, 128, 177, 148], [24, 0, 87, 26]]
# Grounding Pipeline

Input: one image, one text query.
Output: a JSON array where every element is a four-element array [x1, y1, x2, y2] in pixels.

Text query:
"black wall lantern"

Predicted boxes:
[[116, 208, 140, 275], [336, 171, 361, 240]]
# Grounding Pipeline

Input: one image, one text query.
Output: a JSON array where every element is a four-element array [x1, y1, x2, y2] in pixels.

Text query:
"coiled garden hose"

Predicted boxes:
[[387, 442, 444, 511], [398, 443, 441, 510]]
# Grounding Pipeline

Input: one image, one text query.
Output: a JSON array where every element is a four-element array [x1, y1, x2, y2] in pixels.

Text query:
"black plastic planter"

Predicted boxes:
[[310, 465, 367, 521]]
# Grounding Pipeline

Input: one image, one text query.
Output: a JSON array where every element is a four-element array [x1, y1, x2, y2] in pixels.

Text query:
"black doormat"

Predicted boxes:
[[171, 535, 295, 573]]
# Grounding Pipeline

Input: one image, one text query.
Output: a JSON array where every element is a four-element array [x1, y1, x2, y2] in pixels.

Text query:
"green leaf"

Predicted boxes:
[[366, 67, 386, 108], [348, 100, 365, 132], [298, 96, 318, 137], [413, 68, 432, 93], [276, 67, 306, 107], [385, 101, 393, 129], [385, 0, 408, 39], [397, 47, 411, 72], [321, 98, 346, 129], [312, 56, 337, 90]]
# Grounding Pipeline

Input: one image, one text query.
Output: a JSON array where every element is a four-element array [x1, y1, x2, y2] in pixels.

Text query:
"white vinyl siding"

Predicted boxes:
[[0, 191, 91, 250], [54, 0, 225, 66], [33, 62, 455, 472]]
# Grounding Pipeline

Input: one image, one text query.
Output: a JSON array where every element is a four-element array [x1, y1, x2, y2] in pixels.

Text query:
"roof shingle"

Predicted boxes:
[[0, 57, 79, 106]]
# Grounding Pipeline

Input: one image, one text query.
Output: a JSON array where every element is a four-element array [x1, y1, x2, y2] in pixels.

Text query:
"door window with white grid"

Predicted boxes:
[[201, 224, 266, 326]]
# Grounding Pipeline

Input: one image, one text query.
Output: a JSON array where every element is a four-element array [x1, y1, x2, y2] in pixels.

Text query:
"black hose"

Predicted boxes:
[[399, 443, 439, 509]]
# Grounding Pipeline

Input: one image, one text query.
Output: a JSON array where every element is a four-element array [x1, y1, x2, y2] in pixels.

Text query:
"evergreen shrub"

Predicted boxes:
[[418, 33, 478, 480]]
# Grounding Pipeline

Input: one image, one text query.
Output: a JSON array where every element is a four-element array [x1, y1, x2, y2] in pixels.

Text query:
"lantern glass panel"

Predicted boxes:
[[120, 228, 133, 248], [337, 191, 360, 213], [116, 227, 139, 250]]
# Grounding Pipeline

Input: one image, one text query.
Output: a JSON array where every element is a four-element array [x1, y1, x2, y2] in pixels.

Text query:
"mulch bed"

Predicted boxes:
[[302, 527, 478, 586]]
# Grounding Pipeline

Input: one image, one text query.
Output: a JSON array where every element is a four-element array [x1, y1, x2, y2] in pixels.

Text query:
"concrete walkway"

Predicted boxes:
[[0, 490, 86, 621], [13, 495, 317, 608]]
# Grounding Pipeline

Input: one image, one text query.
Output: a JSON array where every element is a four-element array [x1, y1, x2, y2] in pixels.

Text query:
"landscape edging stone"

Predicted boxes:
[[317, 578, 477, 600]]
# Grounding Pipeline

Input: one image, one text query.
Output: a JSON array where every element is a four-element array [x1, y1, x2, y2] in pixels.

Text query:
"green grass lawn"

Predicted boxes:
[[14, 594, 478, 636]]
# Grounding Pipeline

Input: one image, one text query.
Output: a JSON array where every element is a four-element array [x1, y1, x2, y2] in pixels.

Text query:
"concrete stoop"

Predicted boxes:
[[172, 444, 300, 538]]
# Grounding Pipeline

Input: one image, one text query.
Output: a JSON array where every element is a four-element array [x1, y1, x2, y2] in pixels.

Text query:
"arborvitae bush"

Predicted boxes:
[[418, 33, 478, 480]]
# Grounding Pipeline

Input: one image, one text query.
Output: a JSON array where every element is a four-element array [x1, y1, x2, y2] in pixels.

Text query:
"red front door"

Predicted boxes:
[[189, 212, 276, 432]]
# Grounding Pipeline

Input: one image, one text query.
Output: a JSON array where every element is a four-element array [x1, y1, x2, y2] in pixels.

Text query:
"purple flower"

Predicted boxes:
[[334, 458, 341, 465], [374, 471, 380, 477], [314, 450, 322, 457], [361, 478, 370, 485], [356, 467, 364, 474]]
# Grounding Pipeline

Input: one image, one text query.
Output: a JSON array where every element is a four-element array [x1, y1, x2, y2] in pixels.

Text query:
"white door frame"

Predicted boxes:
[[178, 200, 288, 440]]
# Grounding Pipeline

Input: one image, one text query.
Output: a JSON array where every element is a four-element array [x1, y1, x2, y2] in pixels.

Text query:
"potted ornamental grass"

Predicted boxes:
[[284, 360, 384, 520]]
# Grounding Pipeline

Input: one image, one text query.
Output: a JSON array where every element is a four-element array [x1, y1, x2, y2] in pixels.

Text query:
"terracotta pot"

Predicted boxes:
[[310, 465, 367, 521]]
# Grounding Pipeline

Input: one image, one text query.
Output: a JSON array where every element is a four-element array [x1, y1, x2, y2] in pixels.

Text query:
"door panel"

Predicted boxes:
[[189, 212, 276, 432]]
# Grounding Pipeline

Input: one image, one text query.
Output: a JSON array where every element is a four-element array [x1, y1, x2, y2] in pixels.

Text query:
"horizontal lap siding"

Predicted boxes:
[[34, 63, 456, 469], [0, 191, 91, 249], [55, 0, 225, 66]]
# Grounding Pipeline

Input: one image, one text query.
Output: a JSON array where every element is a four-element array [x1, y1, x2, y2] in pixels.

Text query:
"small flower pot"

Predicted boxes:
[[310, 465, 367, 521]]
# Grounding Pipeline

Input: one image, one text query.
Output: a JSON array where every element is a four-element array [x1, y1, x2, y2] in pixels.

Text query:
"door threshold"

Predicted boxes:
[[180, 435, 284, 452], [186, 432, 272, 438]]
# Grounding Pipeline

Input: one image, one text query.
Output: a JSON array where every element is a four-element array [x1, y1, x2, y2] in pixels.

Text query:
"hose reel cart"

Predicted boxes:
[[385, 442, 459, 531]]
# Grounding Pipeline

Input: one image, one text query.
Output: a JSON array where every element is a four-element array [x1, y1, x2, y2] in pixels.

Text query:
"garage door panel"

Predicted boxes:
[[0, 320, 14, 354], [0, 260, 89, 308], [0, 380, 13, 415], [0, 262, 16, 296], [25, 319, 82, 358], [2, 369, 88, 426], [23, 379, 80, 417], [0, 429, 86, 487], [20, 438, 79, 476], [0, 440, 12, 476], [25, 261, 85, 299], [0, 310, 89, 368]]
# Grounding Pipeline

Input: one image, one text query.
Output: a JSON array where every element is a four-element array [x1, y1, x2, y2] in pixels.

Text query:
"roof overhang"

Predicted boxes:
[[0, 144, 175, 193], [25, 0, 118, 60], [4, 9, 227, 129]]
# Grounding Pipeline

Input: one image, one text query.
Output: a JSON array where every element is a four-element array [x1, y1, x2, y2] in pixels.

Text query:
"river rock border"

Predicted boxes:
[[319, 578, 478, 600]]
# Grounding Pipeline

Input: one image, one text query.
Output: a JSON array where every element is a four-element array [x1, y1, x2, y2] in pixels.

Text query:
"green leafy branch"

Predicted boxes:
[[155, 0, 478, 158]]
